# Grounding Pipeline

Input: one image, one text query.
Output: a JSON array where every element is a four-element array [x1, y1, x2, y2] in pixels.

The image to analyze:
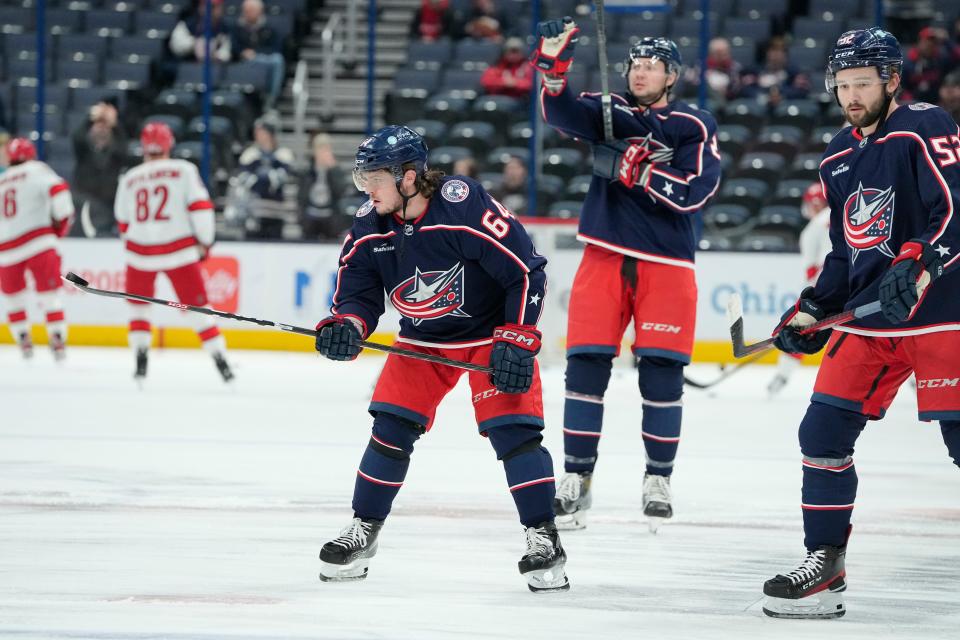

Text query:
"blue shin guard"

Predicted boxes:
[[488, 425, 556, 527], [352, 412, 424, 521], [637, 357, 684, 476], [562, 353, 613, 473]]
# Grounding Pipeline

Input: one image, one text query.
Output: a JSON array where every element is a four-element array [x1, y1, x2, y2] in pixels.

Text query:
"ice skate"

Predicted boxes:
[[642, 472, 673, 533], [553, 472, 592, 530], [133, 348, 148, 386], [762, 543, 847, 619], [213, 352, 234, 383], [49, 332, 66, 363], [17, 331, 34, 360], [319, 517, 383, 582], [518, 521, 569, 593], [766, 373, 789, 397]]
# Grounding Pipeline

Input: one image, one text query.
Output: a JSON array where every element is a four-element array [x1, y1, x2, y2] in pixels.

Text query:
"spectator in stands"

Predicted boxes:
[[169, 0, 232, 64], [297, 132, 347, 240], [883, 0, 936, 45], [901, 26, 958, 104], [235, 115, 295, 238], [453, 156, 478, 179], [739, 37, 810, 107], [410, 0, 454, 42], [481, 37, 534, 99], [71, 101, 127, 236], [232, 0, 285, 109], [455, 0, 510, 42], [490, 155, 527, 215], [938, 71, 960, 124], [683, 37, 743, 107]]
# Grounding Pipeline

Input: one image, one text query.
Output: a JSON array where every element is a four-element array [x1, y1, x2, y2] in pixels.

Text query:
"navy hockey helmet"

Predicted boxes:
[[826, 28, 903, 92], [353, 125, 429, 191], [624, 37, 683, 77]]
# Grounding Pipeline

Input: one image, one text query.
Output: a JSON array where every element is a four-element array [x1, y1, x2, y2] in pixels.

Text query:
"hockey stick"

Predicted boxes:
[[726, 292, 883, 358], [63, 272, 494, 374], [682, 350, 769, 390], [593, 0, 614, 141]]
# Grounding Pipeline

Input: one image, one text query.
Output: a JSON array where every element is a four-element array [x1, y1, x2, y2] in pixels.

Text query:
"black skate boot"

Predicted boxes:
[[762, 543, 847, 619], [319, 517, 383, 582], [18, 332, 34, 360], [213, 353, 234, 383], [49, 332, 66, 362], [518, 521, 570, 593], [134, 348, 148, 382], [553, 472, 592, 530], [642, 472, 673, 533]]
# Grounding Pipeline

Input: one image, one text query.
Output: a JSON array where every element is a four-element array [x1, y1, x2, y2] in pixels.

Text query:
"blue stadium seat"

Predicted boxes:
[[808, 0, 859, 18], [58, 33, 108, 59], [755, 124, 805, 159], [5, 33, 54, 61], [723, 98, 768, 131], [407, 119, 448, 149], [103, 60, 151, 89], [737, 0, 789, 18], [85, 10, 132, 37], [407, 39, 453, 64], [486, 145, 529, 169], [737, 233, 796, 252], [394, 68, 441, 95], [0, 8, 33, 34], [717, 124, 752, 162], [45, 9, 85, 35], [772, 179, 817, 206], [153, 89, 200, 121], [548, 200, 583, 219], [787, 152, 823, 181], [72, 86, 127, 113], [470, 95, 523, 129], [615, 12, 669, 43], [541, 147, 584, 181], [266, 14, 294, 42], [722, 18, 771, 44], [792, 17, 844, 43], [439, 69, 482, 97], [453, 39, 501, 68], [807, 125, 837, 153], [788, 43, 827, 73], [770, 99, 821, 132], [424, 92, 472, 125], [222, 62, 270, 93], [565, 174, 593, 199], [447, 120, 498, 155], [111, 37, 165, 63], [57, 59, 101, 87], [135, 11, 179, 38], [175, 62, 223, 91], [736, 151, 787, 186], [428, 145, 473, 173], [703, 202, 751, 229], [717, 177, 771, 211]]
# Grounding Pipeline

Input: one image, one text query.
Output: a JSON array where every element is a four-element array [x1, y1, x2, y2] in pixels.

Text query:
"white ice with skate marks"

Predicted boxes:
[[1, 347, 958, 639]]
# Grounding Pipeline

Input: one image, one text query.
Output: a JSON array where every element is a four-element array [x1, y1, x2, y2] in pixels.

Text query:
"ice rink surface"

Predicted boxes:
[[1, 346, 958, 640]]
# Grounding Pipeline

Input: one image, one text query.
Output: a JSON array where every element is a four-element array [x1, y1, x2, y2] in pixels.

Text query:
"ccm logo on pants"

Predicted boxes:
[[639, 322, 682, 334], [917, 378, 960, 389]]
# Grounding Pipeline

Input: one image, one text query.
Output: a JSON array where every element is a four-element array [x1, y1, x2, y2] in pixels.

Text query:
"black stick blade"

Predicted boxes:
[[64, 272, 90, 287]]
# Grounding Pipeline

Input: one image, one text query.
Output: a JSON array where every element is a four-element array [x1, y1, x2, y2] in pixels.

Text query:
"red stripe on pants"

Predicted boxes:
[[46, 310, 65, 323], [8, 310, 27, 323]]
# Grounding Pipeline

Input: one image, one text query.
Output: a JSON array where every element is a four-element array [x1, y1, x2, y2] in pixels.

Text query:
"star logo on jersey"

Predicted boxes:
[[662, 182, 674, 196], [842, 182, 896, 263], [389, 263, 471, 325]]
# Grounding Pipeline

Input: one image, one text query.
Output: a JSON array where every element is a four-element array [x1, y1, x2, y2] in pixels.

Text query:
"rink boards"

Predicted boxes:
[[0, 225, 809, 364]]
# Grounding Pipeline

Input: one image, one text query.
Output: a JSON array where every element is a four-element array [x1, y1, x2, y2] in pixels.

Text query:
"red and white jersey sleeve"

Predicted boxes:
[[799, 207, 832, 285], [114, 158, 215, 271], [0, 160, 73, 267]]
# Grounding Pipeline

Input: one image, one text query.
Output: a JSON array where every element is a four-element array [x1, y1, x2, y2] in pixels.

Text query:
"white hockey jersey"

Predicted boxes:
[[114, 158, 215, 271], [799, 207, 831, 285], [0, 161, 73, 267]]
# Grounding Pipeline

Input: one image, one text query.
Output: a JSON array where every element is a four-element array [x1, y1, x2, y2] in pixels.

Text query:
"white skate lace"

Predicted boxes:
[[643, 474, 671, 504], [331, 518, 371, 550], [555, 473, 582, 505], [782, 550, 826, 585], [524, 526, 554, 558]]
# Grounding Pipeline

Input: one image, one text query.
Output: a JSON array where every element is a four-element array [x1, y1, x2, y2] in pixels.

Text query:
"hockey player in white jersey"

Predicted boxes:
[[114, 122, 233, 382], [0, 138, 73, 360], [767, 182, 832, 396]]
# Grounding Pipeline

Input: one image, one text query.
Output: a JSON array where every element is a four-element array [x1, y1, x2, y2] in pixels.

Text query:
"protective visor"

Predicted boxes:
[[352, 168, 394, 192]]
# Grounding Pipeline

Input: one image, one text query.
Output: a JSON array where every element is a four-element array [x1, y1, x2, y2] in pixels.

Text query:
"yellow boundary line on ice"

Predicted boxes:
[[0, 324, 823, 365]]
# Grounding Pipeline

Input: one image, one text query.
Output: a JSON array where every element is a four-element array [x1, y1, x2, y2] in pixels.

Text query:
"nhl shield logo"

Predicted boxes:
[[843, 182, 896, 263], [389, 263, 471, 325], [441, 179, 470, 203]]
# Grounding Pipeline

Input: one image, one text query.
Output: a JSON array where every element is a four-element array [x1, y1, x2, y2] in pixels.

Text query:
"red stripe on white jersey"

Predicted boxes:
[[130, 320, 151, 332], [198, 326, 220, 342], [0, 226, 54, 252], [49, 182, 70, 197], [188, 200, 214, 212], [125, 236, 198, 255]]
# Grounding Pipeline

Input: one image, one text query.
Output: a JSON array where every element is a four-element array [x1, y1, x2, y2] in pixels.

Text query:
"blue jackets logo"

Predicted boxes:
[[842, 182, 896, 263], [390, 263, 471, 325]]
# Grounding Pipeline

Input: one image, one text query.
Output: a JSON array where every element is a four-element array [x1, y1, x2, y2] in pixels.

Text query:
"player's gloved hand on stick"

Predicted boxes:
[[773, 286, 831, 355], [315, 315, 364, 361], [878, 239, 943, 324], [489, 324, 541, 394], [592, 140, 653, 189], [531, 16, 579, 94]]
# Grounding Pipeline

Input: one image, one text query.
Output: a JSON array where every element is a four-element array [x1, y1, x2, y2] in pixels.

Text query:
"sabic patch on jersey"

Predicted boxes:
[[843, 182, 896, 263], [389, 263, 471, 326], [909, 102, 936, 111], [441, 179, 470, 203], [355, 200, 374, 217]]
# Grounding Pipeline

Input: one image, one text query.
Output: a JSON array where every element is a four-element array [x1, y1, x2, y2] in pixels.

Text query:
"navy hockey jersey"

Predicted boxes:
[[540, 86, 721, 268], [331, 176, 548, 347], [815, 102, 960, 335]]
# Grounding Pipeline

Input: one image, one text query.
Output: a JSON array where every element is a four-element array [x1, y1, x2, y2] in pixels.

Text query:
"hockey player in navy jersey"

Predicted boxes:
[[532, 19, 721, 531], [762, 28, 960, 619], [313, 125, 568, 592]]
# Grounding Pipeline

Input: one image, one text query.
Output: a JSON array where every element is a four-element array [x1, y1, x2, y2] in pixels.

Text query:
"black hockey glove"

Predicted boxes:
[[315, 315, 364, 361], [878, 240, 944, 324], [592, 140, 653, 189], [489, 324, 542, 394], [772, 287, 831, 355]]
